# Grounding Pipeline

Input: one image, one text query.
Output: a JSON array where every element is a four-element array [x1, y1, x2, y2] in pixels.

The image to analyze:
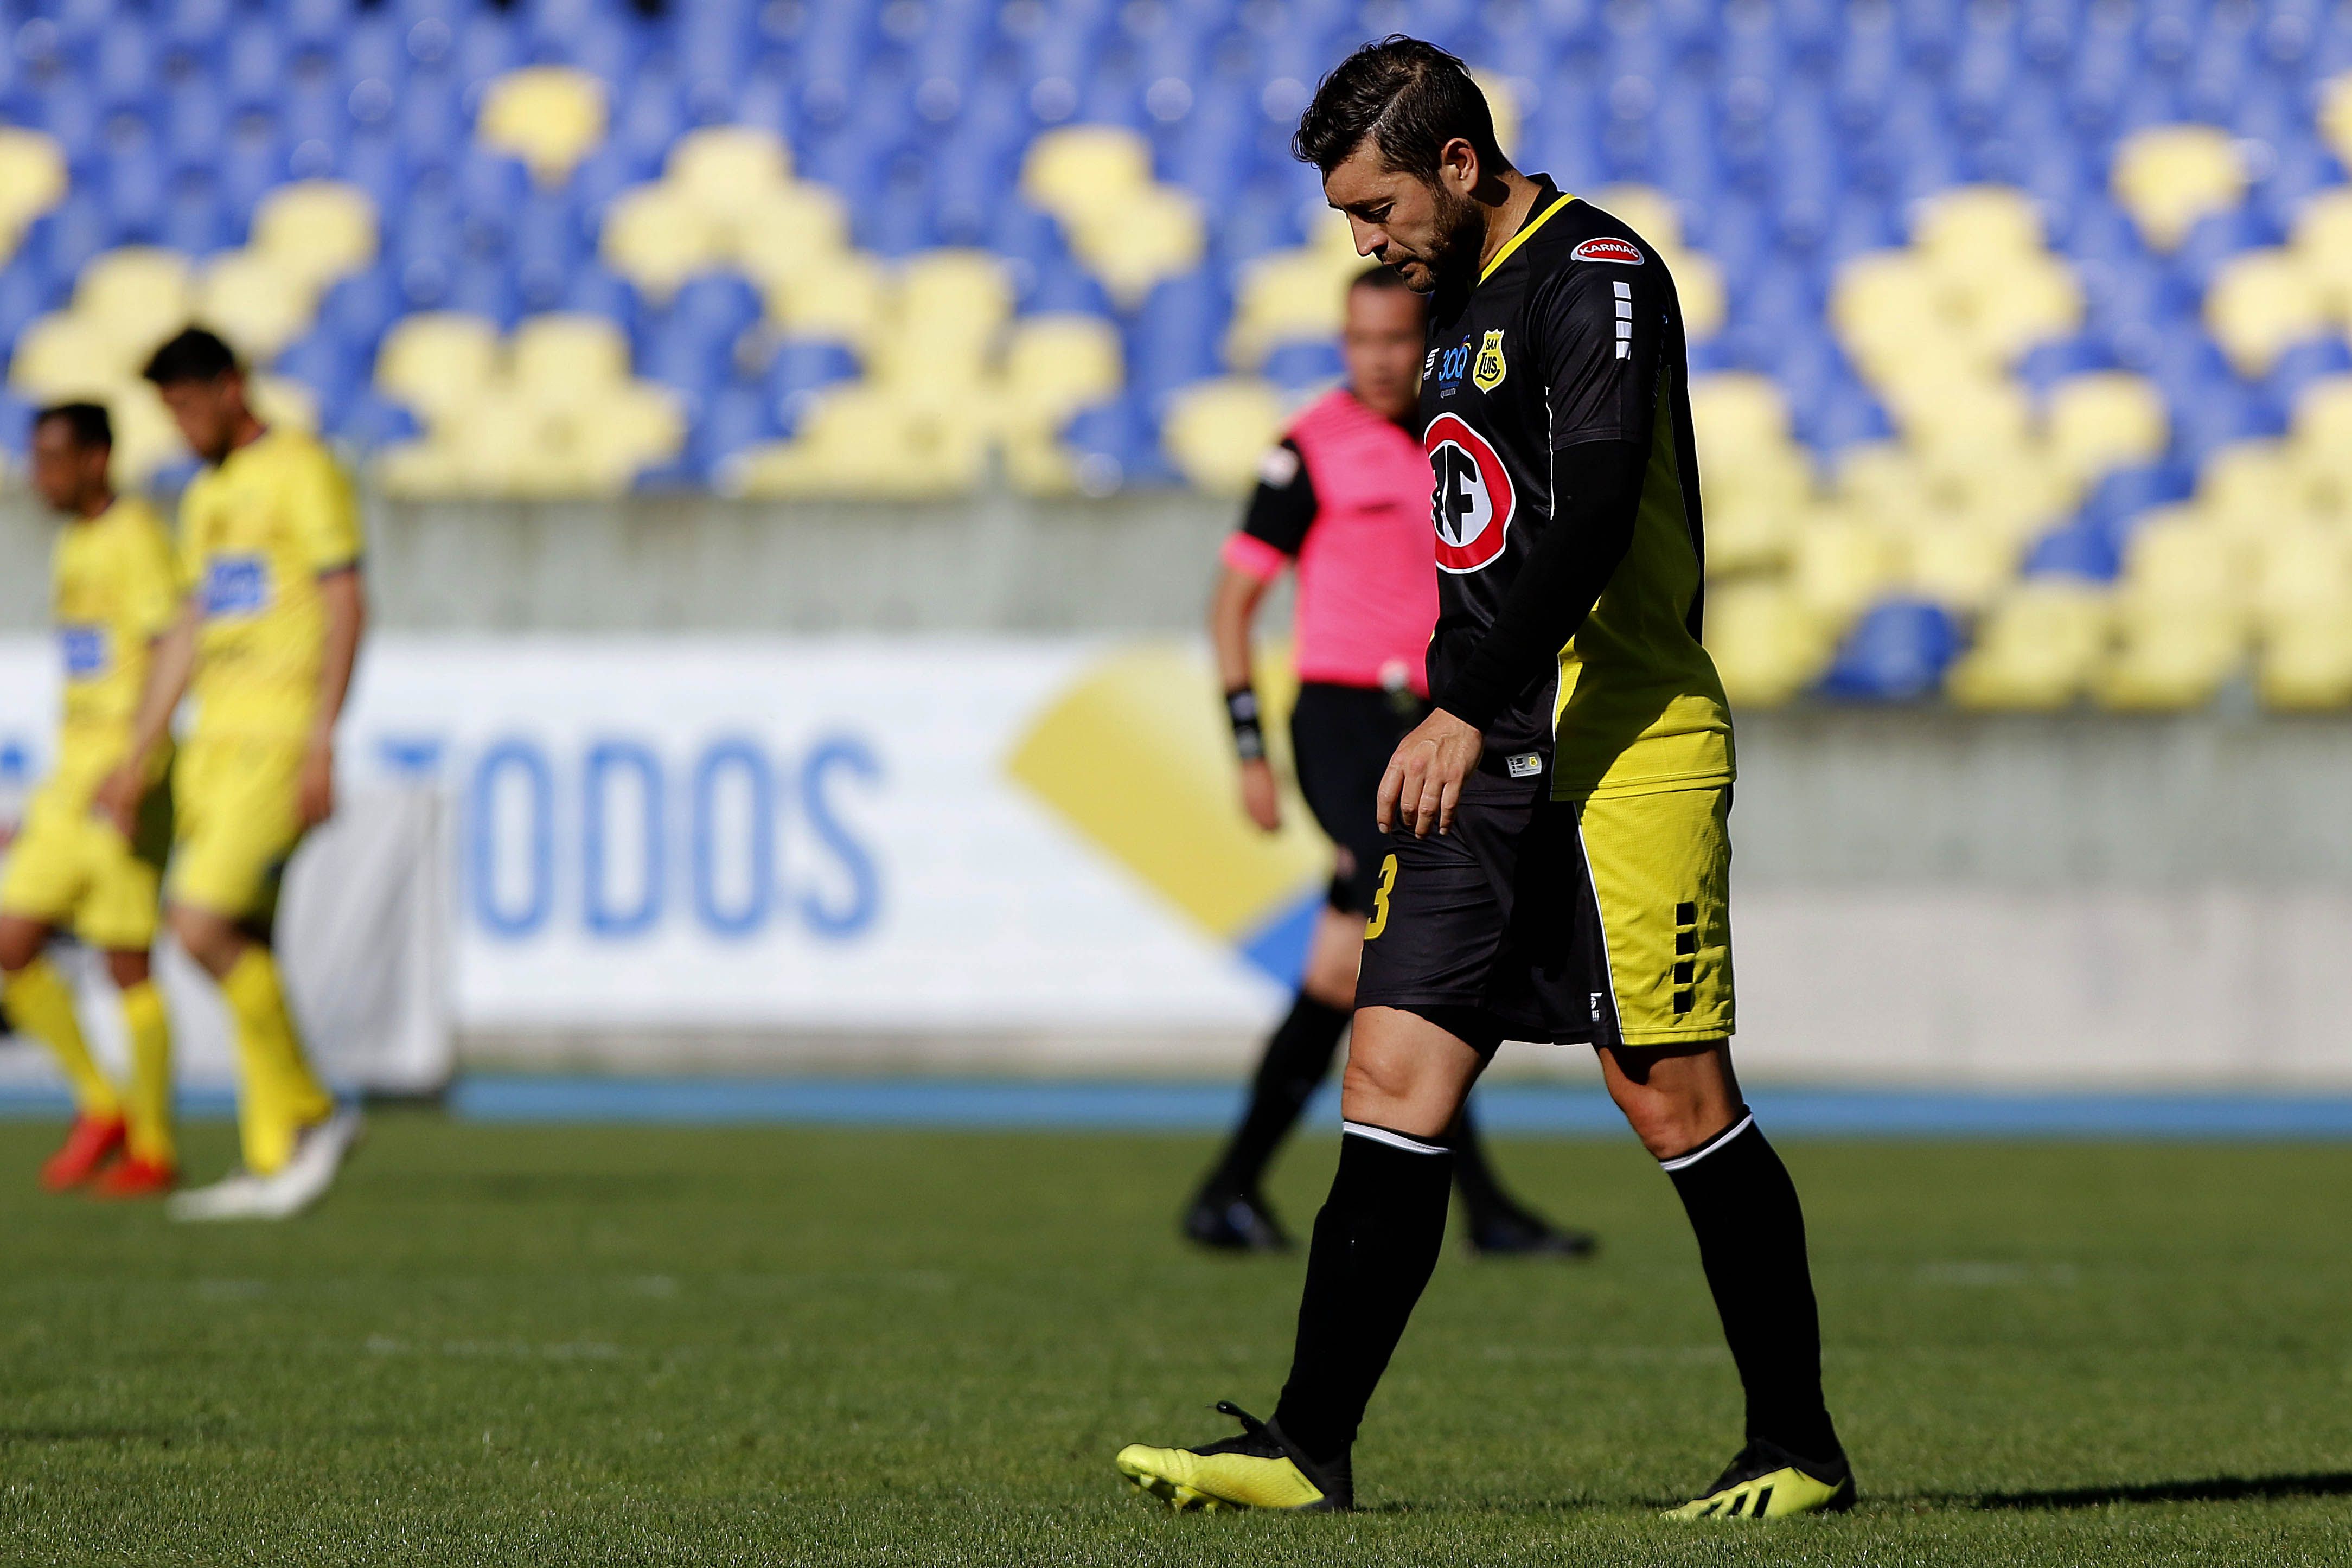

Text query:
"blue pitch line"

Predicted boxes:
[[446, 1077, 2352, 1140], [3, 1077, 2350, 1138]]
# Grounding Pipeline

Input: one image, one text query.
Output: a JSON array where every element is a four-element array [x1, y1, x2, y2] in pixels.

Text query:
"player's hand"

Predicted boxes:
[[1378, 708, 1482, 839], [1237, 757, 1281, 833], [91, 761, 145, 838], [298, 735, 336, 828]]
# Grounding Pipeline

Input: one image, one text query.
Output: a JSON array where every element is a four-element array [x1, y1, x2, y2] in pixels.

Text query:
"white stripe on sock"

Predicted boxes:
[[1341, 1120, 1450, 1156], [1658, 1111, 1756, 1172]]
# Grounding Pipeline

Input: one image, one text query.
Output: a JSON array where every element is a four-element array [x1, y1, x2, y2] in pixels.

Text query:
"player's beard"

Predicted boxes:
[[1398, 178, 1486, 292]]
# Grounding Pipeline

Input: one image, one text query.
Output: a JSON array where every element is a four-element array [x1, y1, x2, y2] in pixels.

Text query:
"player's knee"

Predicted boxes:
[[167, 906, 241, 977], [1609, 1080, 1720, 1161], [0, 921, 42, 974]]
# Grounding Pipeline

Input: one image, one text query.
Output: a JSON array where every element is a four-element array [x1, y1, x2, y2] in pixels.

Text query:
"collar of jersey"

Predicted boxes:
[[1478, 185, 1575, 285]]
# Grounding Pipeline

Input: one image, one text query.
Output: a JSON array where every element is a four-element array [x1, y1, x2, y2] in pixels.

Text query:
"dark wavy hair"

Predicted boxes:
[[1292, 35, 1512, 181]]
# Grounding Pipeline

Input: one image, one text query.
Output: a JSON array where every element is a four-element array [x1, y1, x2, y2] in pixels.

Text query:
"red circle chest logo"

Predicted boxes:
[[1423, 412, 1515, 573]]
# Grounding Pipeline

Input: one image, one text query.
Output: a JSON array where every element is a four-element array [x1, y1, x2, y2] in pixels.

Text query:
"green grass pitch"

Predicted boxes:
[[2, 1113, 2349, 1565]]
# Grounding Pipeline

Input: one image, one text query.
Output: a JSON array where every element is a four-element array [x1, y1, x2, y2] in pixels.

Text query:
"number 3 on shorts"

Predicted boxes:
[[1364, 854, 1398, 940]]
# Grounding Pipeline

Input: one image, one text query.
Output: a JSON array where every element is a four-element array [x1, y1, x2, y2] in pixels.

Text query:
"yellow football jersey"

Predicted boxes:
[[49, 496, 181, 788], [177, 427, 363, 740]]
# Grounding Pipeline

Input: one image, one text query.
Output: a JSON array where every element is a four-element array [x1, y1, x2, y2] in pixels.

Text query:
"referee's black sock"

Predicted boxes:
[[1270, 1121, 1454, 1468], [1200, 991, 1350, 1194], [1663, 1111, 1842, 1464]]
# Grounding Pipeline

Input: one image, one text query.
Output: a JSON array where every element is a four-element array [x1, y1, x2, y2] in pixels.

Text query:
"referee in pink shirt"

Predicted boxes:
[[1187, 266, 1593, 1258]]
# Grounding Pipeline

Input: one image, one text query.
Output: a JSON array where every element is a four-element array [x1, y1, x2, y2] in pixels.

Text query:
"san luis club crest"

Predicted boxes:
[[1424, 412, 1514, 573]]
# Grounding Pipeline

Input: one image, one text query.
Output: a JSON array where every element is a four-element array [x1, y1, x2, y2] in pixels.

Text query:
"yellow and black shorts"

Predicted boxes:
[[1354, 767, 1733, 1050], [0, 773, 172, 951]]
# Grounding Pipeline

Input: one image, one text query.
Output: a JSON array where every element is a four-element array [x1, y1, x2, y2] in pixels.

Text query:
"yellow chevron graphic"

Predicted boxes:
[[1004, 642, 1329, 942]]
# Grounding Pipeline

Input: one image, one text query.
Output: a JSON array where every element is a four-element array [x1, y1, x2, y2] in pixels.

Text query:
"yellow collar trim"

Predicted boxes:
[[1479, 188, 1575, 284]]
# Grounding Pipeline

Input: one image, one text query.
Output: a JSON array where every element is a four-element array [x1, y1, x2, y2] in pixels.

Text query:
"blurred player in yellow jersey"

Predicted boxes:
[[97, 328, 367, 1222], [0, 403, 181, 1197]]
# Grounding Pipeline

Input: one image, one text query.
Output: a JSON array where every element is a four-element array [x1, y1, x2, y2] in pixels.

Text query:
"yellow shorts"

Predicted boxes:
[[0, 776, 170, 951], [1580, 784, 1734, 1046], [167, 735, 307, 924]]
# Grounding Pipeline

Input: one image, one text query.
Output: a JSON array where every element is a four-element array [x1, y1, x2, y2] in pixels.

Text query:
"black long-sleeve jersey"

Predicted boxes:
[[1419, 177, 1735, 801]]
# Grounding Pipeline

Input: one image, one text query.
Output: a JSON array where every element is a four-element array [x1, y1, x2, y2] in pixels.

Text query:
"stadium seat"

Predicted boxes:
[[1161, 377, 1284, 494], [248, 182, 379, 295], [1703, 580, 1835, 705], [510, 312, 632, 411], [375, 311, 502, 426], [2043, 372, 2169, 482], [1788, 513, 1901, 628], [477, 66, 609, 188], [2204, 247, 2332, 376], [2259, 603, 2352, 708], [2095, 604, 2247, 709], [1226, 214, 1364, 369], [197, 250, 318, 362], [0, 128, 68, 265], [69, 248, 194, 365], [1947, 582, 2111, 709], [2111, 123, 2247, 251], [999, 312, 1123, 435]]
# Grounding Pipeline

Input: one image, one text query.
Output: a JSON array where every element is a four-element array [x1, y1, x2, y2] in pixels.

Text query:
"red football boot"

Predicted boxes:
[[40, 1113, 126, 1191], [92, 1155, 178, 1199]]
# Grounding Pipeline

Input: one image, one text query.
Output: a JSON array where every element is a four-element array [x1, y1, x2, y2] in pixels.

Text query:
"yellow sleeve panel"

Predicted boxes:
[[179, 429, 365, 739]]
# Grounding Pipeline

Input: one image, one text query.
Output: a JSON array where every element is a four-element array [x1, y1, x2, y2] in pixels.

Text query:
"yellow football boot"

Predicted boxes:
[[1115, 1402, 1352, 1512], [1666, 1439, 1856, 1520]]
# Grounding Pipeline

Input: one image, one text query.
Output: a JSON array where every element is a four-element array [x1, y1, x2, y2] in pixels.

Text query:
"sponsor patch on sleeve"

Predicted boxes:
[[1257, 445, 1300, 487], [1571, 236, 1645, 265]]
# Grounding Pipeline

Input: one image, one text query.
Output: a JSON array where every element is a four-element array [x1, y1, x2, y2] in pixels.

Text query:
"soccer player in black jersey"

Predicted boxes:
[[1115, 37, 1852, 1519]]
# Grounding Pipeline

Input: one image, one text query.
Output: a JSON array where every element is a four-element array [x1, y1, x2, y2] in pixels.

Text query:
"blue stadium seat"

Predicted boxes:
[[764, 340, 859, 433], [1818, 600, 1965, 701]]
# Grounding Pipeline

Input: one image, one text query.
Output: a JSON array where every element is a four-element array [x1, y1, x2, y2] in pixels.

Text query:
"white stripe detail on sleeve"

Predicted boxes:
[[1341, 1121, 1452, 1156], [1658, 1112, 1756, 1172]]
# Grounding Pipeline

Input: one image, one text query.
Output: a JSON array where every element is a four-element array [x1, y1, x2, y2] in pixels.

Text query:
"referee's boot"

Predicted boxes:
[[1666, 1438, 1856, 1519], [1465, 1198, 1599, 1259], [1181, 1185, 1292, 1252], [1115, 1402, 1351, 1512]]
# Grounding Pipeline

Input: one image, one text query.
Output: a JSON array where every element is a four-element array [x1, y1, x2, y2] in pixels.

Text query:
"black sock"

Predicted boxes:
[[1270, 1122, 1454, 1467], [1663, 1111, 1841, 1463], [1200, 993, 1350, 1195], [1445, 1102, 1530, 1228]]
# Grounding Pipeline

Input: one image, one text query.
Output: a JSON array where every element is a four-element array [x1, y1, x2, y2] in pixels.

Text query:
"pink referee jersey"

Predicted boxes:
[[1218, 387, 1436, 696]]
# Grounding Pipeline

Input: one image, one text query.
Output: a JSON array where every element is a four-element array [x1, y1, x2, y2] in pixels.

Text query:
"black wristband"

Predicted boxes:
[[1226, 687, 1266, 761]]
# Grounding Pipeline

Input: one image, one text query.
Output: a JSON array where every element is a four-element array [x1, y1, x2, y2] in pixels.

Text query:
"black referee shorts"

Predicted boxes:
[[1289, 681, 1427, 917]]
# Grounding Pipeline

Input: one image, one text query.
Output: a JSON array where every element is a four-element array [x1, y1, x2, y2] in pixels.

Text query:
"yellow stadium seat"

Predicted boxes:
[[2115, 517, 2248, 628], [1913, 184, 2046, 259], [1063, 185, 1206, 308], [375, 312, 502, 426], [1703, 580, 1834, 706], [1831, 252, 1947, 377], [572, 383, 686, 473], [195, 250, 317, 362], [2043, 372, 2168, 479], [1228, 249, 1358, 368], [728, 385, 988, 500], [2252, 523, 2352, 623], [733, 182, 854, 279], [1704, 495, 1803, 577], [1897, 377, 2033, 463], [1904, 519, 2025, 612], [1788, 514, 1901, 625], [897, 249, 1013, 343], [510, 313, 632, 407], [1688, 373, 1791, 462], [1163, 379, 1286, 494], [1021, 125, 1154, 220], [248, 182, 378, 293], [8, 314, 136, 397], [72, 248, 193, 360], [2094, 604, 2246, 709], [2197, 441, 2300, 534], [762, 251, 887, 345], [0, 127, 67, 261], [2204, 248, 2330, 376], [1947, 252, 2082, 363], [105, 382, 186, 488], [373, 438, 472, 500], [2260, 603, 2352, 708], [1946, 583, 2110, 709], [1000, 313, 1122, 431], [2289, 185, 2352, 311], [477, 66, 608, 187], [669, 125, 793, 212], [2112, 123, 2246, 251], [247, 373, 318, 433], [600, 183, 720, 300], [2319, 70, 2352, 169], [2289, 373, 2352, 460]]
